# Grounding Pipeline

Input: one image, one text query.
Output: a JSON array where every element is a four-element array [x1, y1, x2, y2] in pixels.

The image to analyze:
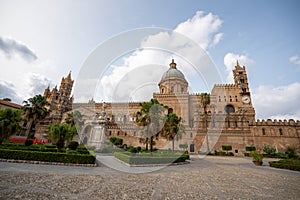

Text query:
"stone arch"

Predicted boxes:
[[224, 104, 235, 114]]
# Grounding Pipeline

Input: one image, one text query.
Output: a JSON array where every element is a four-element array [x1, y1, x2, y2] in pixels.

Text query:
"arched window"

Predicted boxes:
[[225, 105, 235, 114], [171, 86, 174, 93], [279, 128, 283, 136], [262, 128, 266, 135]]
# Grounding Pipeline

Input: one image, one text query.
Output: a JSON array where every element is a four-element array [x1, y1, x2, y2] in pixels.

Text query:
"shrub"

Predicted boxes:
[[0, 149, 95, 164], [245, 146, 256, 152], [127, 147, 138, 153], [222, 145, 232, 155], [24, 139, 33, 146], [137, 146, 142, 152], [114, 152, 189, 165], [109, 137, 117, 144], [215, 150, 226, 156], [68, 141, 79, 150], [244, 152, 250, 157], [285, 147, 296, 158], [251, 151, 263, 162], [263, 145, 276, 155], [269, 158, 300, 171], [109, 137, 123, 146]]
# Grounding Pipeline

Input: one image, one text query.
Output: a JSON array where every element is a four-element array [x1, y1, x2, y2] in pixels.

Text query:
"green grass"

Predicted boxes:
[[114, 151, 189, 165], [269, 158, 300, 171]]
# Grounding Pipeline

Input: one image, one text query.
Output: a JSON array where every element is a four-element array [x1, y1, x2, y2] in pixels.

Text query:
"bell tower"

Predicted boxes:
[[233, 61, 249, 94]]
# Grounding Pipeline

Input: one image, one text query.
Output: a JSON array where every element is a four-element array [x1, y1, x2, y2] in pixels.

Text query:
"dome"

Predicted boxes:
[[159, 59, 187, 83], [161, 68, 186, 81]]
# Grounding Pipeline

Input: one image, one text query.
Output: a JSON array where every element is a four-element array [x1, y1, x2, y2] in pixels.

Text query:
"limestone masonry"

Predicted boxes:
[[38, 60, 300, 154]]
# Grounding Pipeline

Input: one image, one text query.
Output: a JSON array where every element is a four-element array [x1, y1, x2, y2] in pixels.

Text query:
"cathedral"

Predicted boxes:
[[45, 60, 300, 155]]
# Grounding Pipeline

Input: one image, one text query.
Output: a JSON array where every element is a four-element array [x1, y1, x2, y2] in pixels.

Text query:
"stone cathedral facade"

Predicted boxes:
[[51, 60, 299, 155]]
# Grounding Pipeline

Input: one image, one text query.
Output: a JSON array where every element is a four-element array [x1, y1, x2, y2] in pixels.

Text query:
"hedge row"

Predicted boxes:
[[0, 149, 96, 164], [114, 152, 189, 165], [269, 158, 300, 171]]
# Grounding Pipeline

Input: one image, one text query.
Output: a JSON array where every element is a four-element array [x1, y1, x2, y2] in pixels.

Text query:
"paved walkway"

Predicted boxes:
[[0, 156, 299, 199]]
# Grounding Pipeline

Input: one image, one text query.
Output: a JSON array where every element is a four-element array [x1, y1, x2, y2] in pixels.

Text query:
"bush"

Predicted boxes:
[[214, 150, 226, 156], [222, 145, 232, 151], [68, 141, 79, 150], [245, 146, 256, 152], [109, 137, 123, 146], [285, 147, 297, 158], [114, 152, 189, 165], [24, 139, 33, 146], [0, 149, 95, 164], [251, 151, 263, 162], [127, 147, 138, 153], [263, 145, 276, 155], [269, 158, 300, 171], [244, 152, 250, 157]]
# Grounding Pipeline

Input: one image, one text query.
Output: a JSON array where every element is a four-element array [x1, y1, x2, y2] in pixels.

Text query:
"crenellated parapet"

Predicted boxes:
[[213, 84, 239, 89], [252, 119, 300, 126]]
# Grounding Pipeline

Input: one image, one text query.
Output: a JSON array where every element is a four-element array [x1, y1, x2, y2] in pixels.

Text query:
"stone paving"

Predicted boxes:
[[0, 156, 299, 199]]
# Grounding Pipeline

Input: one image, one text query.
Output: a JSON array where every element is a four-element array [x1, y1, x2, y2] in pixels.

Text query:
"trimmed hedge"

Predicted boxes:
[[114, 152, 189, 165], [245, 146, 256, 151], [269, 158, 300, 171], [0, 149, 96, 164]]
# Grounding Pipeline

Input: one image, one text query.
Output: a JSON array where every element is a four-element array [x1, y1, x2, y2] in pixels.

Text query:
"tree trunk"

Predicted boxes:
[[145, 138, 148, 151], [150, 136, 153, 154], [172, 137, 175, 154]]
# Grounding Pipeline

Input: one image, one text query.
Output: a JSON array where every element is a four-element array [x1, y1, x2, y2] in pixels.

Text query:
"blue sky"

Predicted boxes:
[[0, 0, 299, 120]]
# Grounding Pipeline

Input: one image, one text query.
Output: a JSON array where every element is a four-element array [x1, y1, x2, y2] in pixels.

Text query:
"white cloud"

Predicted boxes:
[[289, 54, 300, 67], [224, 53, 254, 83], [99, 11, 223, 102], [24, 73, 54, 98], [252, 82, 300, 120], [175, 11, 223, 50]]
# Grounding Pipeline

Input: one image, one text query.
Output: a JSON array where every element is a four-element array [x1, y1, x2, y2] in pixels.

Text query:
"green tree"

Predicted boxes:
[[48, 124, 76, 151], [22, 94, 50, 136], [162, 112, 184, 153], [136, 99, 166, 153], [65, 110, 85, 133], [0, 109, 22, 144], [200, 93, 210, 152]]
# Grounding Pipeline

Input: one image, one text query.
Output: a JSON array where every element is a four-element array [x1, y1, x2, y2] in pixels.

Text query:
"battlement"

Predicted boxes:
[[251, 119, 300, 126], [213, 84, 239, 88]]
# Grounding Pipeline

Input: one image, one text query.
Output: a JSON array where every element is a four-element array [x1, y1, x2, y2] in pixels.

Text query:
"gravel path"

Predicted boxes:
[[0, 156, 299, 199]]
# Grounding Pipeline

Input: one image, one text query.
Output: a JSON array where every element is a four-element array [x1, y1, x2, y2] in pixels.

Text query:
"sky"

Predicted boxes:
[[0, 0, 299, 120]]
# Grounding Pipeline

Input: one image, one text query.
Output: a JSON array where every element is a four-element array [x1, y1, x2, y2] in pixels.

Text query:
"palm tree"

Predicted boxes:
[[65, 110, 85, 132], [200, 93, 210, 152], [162, 113, 184, 153], [136, 99, 166, 153], [22, 94, 50, 136], [0, 109, 22, 144], [48, 123, 76, 151]]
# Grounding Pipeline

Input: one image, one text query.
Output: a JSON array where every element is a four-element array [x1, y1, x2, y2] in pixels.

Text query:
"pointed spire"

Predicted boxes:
[[67, 70, 72, 79], [236, 60, 240, 67]]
